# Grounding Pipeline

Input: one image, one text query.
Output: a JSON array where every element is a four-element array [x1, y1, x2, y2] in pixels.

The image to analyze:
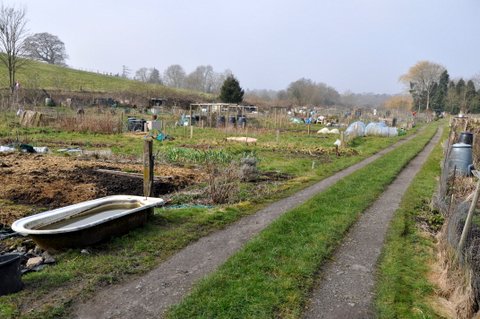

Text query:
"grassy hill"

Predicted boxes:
[[0, 57, 211, 106]]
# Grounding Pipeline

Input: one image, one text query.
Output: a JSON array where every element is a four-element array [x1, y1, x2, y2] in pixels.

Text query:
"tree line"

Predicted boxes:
[[131, 64, 233, 95], [245, 81, 392, 108], [400, 60, 480, 114], [131, 65, 368, 108]]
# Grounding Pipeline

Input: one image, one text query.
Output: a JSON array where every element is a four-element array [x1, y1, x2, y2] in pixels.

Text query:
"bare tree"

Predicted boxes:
[[185, 65, 215, 93], [400, 60, 445, 111], [24, 32, 68, 65], [0, 4, 28, 93], [135, 67, 162, 84], [163, 64, 186, 88], [135, 67, 149, 82], [287, 78, 340, 106], [211, 69, 232, 94]]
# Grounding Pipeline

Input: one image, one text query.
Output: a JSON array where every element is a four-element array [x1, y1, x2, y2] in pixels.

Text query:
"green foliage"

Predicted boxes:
[[431, 70, 449, 111], [445, 78, 479, 114], [161, 147, 233, 164], [446, 80, 460, 114], [0, 302, 18, 318], [219, 75, 244, 103], [466, 80, 479, 113]]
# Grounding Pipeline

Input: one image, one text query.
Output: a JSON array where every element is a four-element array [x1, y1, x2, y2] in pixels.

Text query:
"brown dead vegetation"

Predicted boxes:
[[432, 228, 477, 319]]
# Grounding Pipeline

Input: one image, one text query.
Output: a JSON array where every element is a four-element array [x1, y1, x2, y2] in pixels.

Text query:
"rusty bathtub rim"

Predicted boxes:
[[11, 195, 164, 235]]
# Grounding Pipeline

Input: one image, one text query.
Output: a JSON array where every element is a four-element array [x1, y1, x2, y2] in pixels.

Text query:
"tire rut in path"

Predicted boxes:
[[73, 131, 425, 319], [303, 128, 442, 319]]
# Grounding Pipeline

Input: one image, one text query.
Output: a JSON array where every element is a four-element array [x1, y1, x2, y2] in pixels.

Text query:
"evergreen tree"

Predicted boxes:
[[446, 81, 460, 114], [148, 68, 161, 84], [456, 79, 466, 112], [431, 70, 449, 111], [219, 75, 244, 103], [465, 80, 479, 113]]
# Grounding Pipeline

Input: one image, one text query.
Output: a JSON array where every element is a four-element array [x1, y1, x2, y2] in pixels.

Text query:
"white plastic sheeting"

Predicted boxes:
[[0, 146, 15, 152], [365, 122, 398, 137], [317, 128, 340, 134], [344, 121, 366, 137], [317, 128, 330, 134]]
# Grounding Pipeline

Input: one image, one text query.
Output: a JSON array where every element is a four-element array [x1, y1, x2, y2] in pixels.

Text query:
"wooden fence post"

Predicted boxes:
[[458, 170, 480, 259], [143, 138, 154, 197]]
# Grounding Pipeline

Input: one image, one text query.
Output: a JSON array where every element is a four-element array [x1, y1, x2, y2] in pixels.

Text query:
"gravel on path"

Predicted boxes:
[[73, 131, 423, 319], [302, 128, 442, 319]]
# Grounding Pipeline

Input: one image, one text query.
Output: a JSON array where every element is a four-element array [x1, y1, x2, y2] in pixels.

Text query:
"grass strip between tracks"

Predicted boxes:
[[374, 124, 447, 318], [167, 123, 439, 318]]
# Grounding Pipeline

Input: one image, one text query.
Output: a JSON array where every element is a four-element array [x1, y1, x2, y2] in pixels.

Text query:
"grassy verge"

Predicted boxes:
[[374, 124, 447, 318], [166, 124, 439, 318], [0, 57, 209, 99]]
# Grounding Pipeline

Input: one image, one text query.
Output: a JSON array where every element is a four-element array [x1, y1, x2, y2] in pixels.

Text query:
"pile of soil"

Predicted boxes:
[[0, 152, 205, 225]]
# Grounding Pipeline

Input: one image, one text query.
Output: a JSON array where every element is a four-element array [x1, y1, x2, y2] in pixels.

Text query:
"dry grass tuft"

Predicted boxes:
[[53, 113, 123, 134], [453, 176, 478, 202], [432, 225, 478, 319], [205, 163, 240, 204]]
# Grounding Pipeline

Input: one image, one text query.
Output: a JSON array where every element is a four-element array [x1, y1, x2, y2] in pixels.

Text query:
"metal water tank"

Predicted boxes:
[[448, 142, 473, 176]]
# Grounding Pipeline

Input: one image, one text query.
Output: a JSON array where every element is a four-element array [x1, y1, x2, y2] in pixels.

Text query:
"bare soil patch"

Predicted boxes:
[[0, 152, 205, 226]]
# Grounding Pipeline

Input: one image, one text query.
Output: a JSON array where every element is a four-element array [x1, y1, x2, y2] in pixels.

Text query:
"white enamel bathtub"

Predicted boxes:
[[11, 195, 164, 250]]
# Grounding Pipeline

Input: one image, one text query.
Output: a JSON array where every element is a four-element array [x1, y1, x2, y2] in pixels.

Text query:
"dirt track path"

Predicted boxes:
[[303, 128, 442, 319], [73, 131, 426, 319]]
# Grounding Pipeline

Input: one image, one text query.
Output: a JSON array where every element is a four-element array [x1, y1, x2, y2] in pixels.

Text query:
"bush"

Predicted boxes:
[[206, 163, 240, 204]]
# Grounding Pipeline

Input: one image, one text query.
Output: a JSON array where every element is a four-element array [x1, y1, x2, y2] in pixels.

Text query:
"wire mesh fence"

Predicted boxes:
[[435, 116, 480, 317]]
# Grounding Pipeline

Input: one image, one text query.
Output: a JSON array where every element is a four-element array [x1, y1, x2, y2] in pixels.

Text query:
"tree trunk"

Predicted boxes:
[[426, 90, 430, 110]]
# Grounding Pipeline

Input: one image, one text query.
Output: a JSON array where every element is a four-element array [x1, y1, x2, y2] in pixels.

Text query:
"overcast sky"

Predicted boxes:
[[10, 0, 480, 94]]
